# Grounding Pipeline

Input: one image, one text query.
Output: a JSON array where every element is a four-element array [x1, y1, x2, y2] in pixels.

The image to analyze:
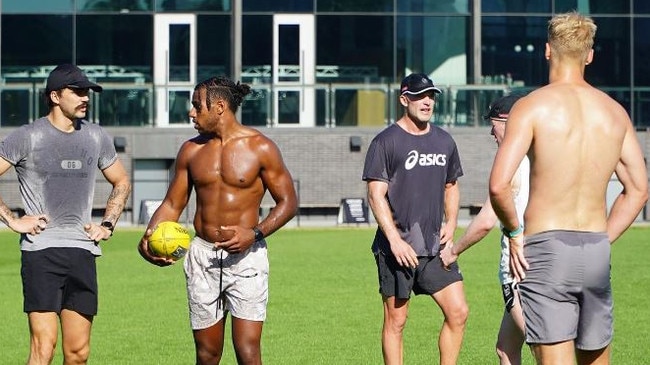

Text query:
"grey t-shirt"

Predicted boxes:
[[0, 117, 118, 255], [362, 123, 463, 256]]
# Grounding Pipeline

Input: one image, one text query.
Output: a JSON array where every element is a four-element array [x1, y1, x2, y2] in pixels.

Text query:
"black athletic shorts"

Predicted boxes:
[[21, 247, 98, 315], [375, 247, 463, 299]]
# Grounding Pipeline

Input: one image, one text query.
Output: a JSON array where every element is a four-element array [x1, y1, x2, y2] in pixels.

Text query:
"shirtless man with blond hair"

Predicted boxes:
[[489, 12, 648, 365], [138, 76, 297, 365]]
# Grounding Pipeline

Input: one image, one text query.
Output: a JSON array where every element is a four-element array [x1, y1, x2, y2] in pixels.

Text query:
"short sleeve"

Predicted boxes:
[[362, 136, 390, 182], [446, 141, 464, 183], [0, 127, 30, 166], [97, 127, 118, 170]]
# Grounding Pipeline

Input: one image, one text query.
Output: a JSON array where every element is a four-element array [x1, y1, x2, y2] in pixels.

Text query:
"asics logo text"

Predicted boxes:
[[404, 150, 447, 170]]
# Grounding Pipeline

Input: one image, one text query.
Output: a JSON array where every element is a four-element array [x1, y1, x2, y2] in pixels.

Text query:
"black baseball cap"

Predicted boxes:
[[45, 64, 103, 93], [400, 73, 442, 95], [483, 94, 524, 120]]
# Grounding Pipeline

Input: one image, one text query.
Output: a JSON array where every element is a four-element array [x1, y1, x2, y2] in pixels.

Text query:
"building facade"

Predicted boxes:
[[1, 0, 648, 223], [3, 0, 650, 128]]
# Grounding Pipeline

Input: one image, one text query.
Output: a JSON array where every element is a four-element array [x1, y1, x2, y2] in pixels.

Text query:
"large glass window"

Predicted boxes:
[[2, 0, 72, 13], [634, 91, 650, 128], [156, 0, 230, 11], [242, 15, 272, 83], [76, 15, 153, 83], [98, 88, 152, 126], [77, 0, 153, 12], [584, 1, 630, 14], [482, 16, 548, 87], [555, 0, 630, 14], [634, 18, 650, 87], [482, 0, 551, 13], [397, 0, 469, 13], [634, 1, 650, 13], [244, 0, 311, 12], [197, 15, 231, 82], [554, 0, 577, 12], [316, 15, 393, 83], [1, 89, 31, 126], [586, 17, 629, 87], [241, 88, 270, 127], [76, 14, 153, 126], [317, 0, 392, 12], [397, 16, 468, 85], [1, 15, 73, 68]]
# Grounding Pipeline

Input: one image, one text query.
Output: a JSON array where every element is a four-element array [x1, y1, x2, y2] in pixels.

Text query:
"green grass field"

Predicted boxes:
[[0, 226, 648, 364]]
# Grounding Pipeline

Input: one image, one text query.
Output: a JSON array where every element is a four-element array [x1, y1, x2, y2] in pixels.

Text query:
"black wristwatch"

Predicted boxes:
[[252, 227, 264, 241], [101, 221, 114, 236]]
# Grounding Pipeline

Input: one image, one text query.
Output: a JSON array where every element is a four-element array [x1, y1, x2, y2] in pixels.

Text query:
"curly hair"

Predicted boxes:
[[195, 76, 252, 113], [548, 11, 597, 62]]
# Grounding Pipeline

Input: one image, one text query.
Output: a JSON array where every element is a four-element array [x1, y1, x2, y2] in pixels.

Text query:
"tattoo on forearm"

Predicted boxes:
[[0, 199, 15, 225], [103, 183, 131, 224]]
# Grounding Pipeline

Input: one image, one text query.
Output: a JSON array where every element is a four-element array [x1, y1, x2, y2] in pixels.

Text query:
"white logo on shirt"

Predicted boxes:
[[404, 150, 447, 170], [61, 160, 83, 170]]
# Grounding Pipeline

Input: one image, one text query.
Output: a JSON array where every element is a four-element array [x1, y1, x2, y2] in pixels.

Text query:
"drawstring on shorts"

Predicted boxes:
[[217, 249, 225, 310]]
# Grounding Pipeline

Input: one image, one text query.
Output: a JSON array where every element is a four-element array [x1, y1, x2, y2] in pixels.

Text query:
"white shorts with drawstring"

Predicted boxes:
[[183, 236, 269, 330]]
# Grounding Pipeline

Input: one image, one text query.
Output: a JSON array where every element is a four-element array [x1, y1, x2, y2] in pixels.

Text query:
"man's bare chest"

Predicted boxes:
[[189, 147, 260, 188]]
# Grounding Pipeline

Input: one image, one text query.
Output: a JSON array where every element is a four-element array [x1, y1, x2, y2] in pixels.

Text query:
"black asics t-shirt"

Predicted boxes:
[[362, 123, 463, 256]]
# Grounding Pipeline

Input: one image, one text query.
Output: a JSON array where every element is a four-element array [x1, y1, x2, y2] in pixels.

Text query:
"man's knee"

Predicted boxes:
[[234, 345, 261, 365], [62, 346, 90, 365], [384, 307, 408, 333], [445, 301, 469, 328], [495, 343, 516, 363], [29, 332, 59, 364], [196, 346, 223, 365], [29, 342, 57, 365]]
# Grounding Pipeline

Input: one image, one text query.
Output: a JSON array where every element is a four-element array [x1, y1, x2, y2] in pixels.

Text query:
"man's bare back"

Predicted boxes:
[[489, 12, 647, 365], [507, 81, 632, 235]]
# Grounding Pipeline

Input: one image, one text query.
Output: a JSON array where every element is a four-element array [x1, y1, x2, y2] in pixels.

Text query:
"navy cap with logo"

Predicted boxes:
[[483, 93, 524, 121], [400, 73, 442, 96], [46, 64, 103, 94]]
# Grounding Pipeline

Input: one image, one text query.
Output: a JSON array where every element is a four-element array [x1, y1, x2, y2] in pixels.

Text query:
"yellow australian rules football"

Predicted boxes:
[[148, 221, 191, 261]]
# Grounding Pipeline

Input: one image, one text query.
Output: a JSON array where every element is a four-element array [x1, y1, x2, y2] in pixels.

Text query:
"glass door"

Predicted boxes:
[[273, 14, 315, 127], [154, 14, 196, 127]]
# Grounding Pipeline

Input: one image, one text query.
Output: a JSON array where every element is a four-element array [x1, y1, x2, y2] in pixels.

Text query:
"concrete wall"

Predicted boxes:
[[0, 126, 648, 224]]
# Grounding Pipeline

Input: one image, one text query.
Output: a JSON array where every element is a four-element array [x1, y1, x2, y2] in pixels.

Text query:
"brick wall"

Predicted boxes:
[[0, 126, 647, 224]]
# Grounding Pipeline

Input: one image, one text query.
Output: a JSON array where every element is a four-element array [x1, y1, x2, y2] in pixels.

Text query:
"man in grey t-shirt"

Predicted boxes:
[[363, 73, 467, 365], [0, 64, 131, 364]]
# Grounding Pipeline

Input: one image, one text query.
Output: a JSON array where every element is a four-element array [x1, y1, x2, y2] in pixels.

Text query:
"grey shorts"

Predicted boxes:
[[183, 236, 269, 330], [519, 230, 612, 350], [375, 246, 463, 299]]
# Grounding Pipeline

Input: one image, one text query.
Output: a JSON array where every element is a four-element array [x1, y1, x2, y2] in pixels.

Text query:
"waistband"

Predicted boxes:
[[190, 235, 267, 253], [525, 229, 609, 244], [192, 236, 216, 249]]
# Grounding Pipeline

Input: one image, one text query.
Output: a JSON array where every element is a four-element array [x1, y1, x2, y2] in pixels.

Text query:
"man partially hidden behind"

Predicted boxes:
[[441, 93, 528, 365], [490, 12, 648, 365]]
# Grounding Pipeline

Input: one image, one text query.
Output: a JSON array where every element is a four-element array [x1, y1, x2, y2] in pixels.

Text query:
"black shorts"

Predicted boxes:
[[21, 247, 98, 316], [375, 249, 463, 299]]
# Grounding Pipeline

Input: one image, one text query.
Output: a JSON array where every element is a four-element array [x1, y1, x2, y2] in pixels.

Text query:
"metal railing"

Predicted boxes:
[[4, 76, 650, 128]]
